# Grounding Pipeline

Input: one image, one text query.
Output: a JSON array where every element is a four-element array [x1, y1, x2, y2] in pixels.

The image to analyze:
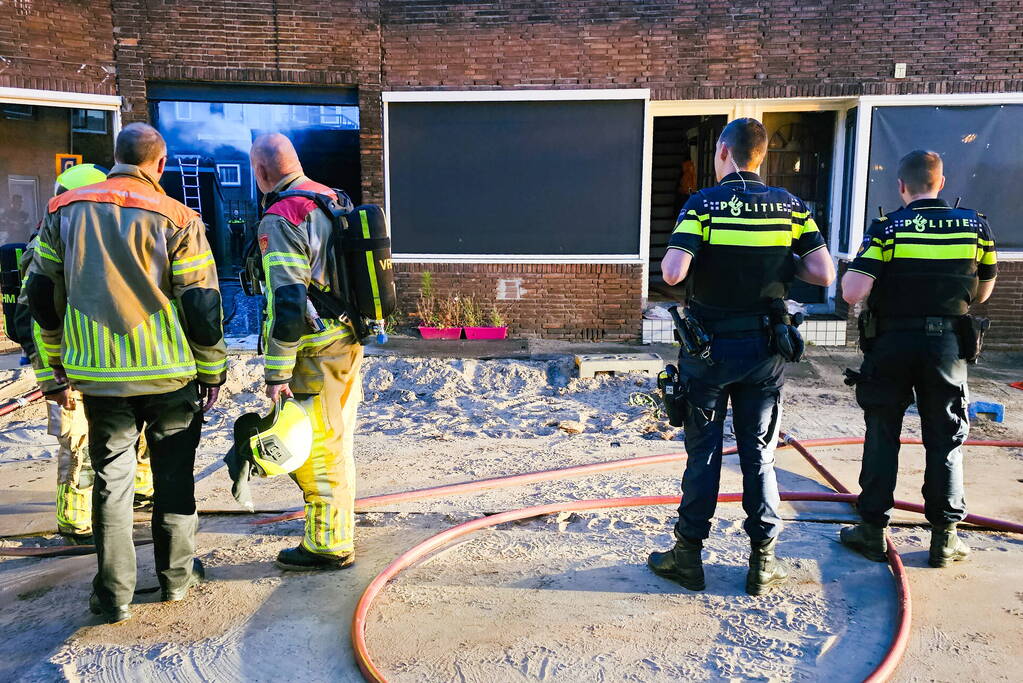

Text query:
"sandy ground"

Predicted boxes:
[[0, 346, 1021, 682]]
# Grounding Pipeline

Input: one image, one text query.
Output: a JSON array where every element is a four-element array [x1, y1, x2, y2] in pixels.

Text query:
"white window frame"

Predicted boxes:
[[216, 163, 242, 187], [851, 92, 1023, 261], [175, 101, 193, 121], [382, 89, 652, 270], [71, 108, 109, 134], [224, 103, 245, 122], [0, 86, 122, 144]]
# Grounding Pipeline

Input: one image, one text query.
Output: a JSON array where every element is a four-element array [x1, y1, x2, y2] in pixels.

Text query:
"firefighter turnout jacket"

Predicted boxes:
[[847, 198, 997, 317], [13, 236, 63, 394], [668, 171, 826, 312], [26, 164, 227, 397], [258, 173, 356, 388]]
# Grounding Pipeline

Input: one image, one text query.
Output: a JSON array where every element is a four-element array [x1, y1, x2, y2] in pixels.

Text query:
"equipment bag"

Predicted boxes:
[[0, 243, 27, 345], [657, 364, 687, 428], [242, 191, 397, 343], [768, 299, 805, 363]]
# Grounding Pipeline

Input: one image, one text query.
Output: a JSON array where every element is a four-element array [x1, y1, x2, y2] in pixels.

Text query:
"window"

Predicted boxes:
[[225, 103, 245, 122], [71, 109, 108, 134], [217, 164, 242, 187], [3, 104, 35, 120], [175, 101, 193, 120]]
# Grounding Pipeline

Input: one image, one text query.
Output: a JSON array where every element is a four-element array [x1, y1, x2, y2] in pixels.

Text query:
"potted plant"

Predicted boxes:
[[416, 272, 463, 340], [464, 301, 508, 340]]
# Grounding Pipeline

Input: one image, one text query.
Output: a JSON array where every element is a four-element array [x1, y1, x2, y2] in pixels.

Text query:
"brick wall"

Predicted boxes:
[[973, 260, 1023, 351], [395, 263, 644, 341], [0, 0, 116, 95]]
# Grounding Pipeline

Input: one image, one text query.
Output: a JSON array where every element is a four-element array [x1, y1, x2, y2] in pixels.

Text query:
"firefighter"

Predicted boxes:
[[648, 118, 836, 595], [11, 163, 154, 544], [249, 133, 363, 571], [839, 150, 997, 568], [26, 123, 227, 624]]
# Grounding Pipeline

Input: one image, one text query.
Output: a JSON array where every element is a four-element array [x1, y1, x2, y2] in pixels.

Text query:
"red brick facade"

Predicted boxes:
[[395, 263, 643, 341], [3, 1, 1023, 343]]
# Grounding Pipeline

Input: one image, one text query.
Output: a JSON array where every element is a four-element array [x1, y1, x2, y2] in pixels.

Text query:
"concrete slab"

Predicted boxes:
[[575, 353, 664, 379]]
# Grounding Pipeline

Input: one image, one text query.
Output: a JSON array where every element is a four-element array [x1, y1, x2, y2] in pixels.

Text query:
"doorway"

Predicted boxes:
[[761, 111, 837, 305], [647, 114, 727, 301]]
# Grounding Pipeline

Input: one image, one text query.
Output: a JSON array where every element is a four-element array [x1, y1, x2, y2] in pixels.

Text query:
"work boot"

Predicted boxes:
[[162, 558, 206, 602], [647, 534, 705, 591], [746, 537, 788, 596], [89, 592, 131, 624], [929, 524, 970, 568], [276, 545, 355, 571], [840, 522, 888, 563], [133, 493, 153, 511], [60, 531, 95, 546]]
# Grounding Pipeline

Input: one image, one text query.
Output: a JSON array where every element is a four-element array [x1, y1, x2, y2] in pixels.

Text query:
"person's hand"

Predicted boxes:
[[265, 383, 294, 403], [199, 383, 221, 413], [52, 387, 75, 410], [52, 365, 68, 387]]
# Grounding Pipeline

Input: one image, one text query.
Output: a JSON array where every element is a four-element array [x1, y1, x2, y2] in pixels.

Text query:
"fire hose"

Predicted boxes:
[[2, 436, 1022, 682], [0, 389, 43, 417]]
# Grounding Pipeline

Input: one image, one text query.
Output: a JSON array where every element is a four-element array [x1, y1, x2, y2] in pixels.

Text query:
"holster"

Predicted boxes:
[[955, 314, 990, 364], [857, 309, 877, 353], [768, 299, 805, 363], [657, 364, 688, 428]]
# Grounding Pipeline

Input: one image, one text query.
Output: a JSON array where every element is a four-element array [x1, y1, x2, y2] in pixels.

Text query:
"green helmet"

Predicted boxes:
[[55, 163, 108, 195], [233, 398, 313, 477]]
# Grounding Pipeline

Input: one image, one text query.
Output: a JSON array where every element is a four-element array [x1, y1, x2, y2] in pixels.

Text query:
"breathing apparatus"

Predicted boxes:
[[240, 191, 397, 345]]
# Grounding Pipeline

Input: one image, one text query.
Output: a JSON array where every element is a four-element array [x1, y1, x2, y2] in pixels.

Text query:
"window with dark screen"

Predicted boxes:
[[867, 104, 1023, 250]]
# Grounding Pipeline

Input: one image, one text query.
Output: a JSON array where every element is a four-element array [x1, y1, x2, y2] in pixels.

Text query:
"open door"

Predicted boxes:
[[647, 114, 726, 301]]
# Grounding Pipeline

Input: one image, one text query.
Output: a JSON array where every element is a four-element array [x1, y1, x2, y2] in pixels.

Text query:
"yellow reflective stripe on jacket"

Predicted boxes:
[[171, 250, 215, 275], [196, 358, 227, 373], [36, 240, 62, 264], [265, 354, 296, 371], [894, 243, 979, 260], [264, 251, 310, 269], [708, 228, 793, 248], [360, 209, 384, 320], [298, 321, 352, 351], [979, 249, 997, 266], [62, 305, 196, 382]]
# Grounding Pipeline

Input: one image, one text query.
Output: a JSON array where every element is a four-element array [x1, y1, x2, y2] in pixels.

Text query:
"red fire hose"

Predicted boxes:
[[0, 389, 43, 417], [347, 436, 1023, 683]]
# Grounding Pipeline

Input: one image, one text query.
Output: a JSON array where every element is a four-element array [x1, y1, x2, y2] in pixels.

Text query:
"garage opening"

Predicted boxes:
[[647, 114, 726, 301]]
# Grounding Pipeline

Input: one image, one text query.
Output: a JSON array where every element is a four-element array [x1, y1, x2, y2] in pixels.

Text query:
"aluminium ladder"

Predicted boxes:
[[176, 155, 203, 218]]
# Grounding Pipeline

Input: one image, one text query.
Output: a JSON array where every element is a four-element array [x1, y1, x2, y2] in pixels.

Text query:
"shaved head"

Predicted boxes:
[[251, 133, 303, 193], [115, 122, 166, 166]]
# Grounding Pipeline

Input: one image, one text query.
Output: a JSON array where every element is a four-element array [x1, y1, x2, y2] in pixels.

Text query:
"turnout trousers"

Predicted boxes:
[[854, 330, 969, 527], [50, 390, 152, 536], [675, 333, 785, 543], [290, 345, 364, 557], [82, 382, 202, 608]]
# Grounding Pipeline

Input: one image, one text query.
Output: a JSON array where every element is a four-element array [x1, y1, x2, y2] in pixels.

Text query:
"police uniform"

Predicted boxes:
[[846, 198, 997, 535], [665, 170, 825, 543], [258, 172, 363, 561]]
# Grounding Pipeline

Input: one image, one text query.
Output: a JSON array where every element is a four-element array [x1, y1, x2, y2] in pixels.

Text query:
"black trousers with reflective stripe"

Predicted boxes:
[[855, 330, 969, 527], [83, 382, 202, 607]]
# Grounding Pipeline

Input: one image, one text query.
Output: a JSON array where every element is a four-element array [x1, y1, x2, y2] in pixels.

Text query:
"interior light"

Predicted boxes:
[[961, 133, 977, 143]]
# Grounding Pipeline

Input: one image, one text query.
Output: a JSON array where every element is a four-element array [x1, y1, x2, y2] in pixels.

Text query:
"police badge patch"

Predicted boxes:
[[258, 234, 269, 253], [856, 236, 872, 258]]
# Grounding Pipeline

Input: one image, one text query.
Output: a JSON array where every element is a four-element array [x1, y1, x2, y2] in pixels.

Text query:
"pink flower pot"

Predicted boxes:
[[418, 326, 463, 340], [463, 326, 508, 340]]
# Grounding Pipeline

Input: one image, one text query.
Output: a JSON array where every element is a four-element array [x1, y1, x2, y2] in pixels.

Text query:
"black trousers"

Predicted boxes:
[[82, 382, 203, 607], [675, 333, 786, 543], [855, 330, 969, 527]]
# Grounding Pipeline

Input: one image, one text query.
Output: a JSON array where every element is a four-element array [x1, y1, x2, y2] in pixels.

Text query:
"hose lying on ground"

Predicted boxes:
[[0, 389, 43, 417]]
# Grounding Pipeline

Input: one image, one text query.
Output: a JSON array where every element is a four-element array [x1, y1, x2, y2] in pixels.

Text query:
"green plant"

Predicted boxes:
[[488, 304, 506, 328], [435, 296, 461, 328], [460, 296, 485, 327], [414, 271, 439, 326]]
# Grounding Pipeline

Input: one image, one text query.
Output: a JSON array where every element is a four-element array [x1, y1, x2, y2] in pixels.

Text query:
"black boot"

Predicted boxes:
[[746, 537, 788, 596], [839, 522, 888, 563], [647, 534, 705, 591], [162, 558, 206, 602], [89, 592, 131, 624], [276, 545, 355, 571], [929, 524, 970, 568]]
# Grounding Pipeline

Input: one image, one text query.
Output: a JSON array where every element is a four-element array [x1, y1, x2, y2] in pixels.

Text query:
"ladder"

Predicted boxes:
[[176, 155, 203, 217]]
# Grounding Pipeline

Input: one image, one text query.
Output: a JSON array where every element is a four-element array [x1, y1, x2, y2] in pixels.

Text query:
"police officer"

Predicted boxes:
[[27, 124, 226, 623], [648, 118, 836, 595], [250, 133, 364, 571], [839, 150, 997, 568]]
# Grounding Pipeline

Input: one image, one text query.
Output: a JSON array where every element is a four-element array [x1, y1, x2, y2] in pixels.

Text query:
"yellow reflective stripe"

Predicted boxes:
[[196, 358, 226, 372], [172, 250, 213, 266], [846, 268, 877, 279], [797, 217, 820, 238], [34, 367, 55, 381], [297, 324, 351, 350], [894, 244, 978, 260], [265, 354, 296, 370], [860, 245, 883, 261], [36, 240, 61, 263], [978, 238, 994, 247], [360, 210, 384, 320], [171, 253, 216, 275], [895, 231, 981, 240], [980, 250, 997, 265], [712, 216, 793, 226], [708, 229, 793, 247], [792, 211, 810, 219], [672, 218, 703, 236]]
